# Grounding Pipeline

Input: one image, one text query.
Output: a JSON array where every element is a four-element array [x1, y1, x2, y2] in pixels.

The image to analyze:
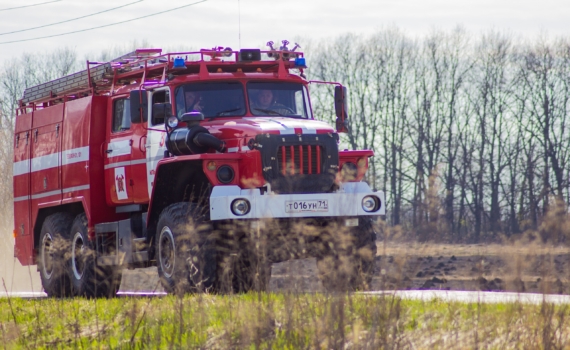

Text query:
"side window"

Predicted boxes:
[[151, 90, 170, 125], [112, 98, 131, 133], [294, 90, 306, 118]]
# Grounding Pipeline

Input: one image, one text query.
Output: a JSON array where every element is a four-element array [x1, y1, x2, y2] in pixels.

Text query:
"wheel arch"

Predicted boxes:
[[34, 202, 85, 256], [147, 159, 211, 237]]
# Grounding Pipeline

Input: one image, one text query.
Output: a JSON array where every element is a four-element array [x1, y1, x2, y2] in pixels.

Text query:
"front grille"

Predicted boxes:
[[255, 133, 339, 194], [277, 145, 324, 175]]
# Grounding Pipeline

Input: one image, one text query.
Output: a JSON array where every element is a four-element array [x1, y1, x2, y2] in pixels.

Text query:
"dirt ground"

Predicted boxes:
[[119, 241, 570, 294], [370, 242, 570, 294], [4, 240, 570, 295]]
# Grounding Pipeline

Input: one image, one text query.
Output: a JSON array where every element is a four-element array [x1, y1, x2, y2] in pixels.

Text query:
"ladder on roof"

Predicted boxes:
[[21, 49, 163, 104]]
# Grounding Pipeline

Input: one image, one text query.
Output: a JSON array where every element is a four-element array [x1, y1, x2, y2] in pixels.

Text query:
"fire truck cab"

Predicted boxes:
[[13, 44, 385, 297]]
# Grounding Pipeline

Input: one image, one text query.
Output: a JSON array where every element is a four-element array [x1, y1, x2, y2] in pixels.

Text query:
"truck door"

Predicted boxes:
[[30, 106, 63, 199], [104, 96, 139, 205], [13, 124, 32, 264], [145, 88, 170, 197]]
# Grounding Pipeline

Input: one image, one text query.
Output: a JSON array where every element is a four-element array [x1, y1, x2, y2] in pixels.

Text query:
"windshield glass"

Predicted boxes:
[[175, 82, 246, 118], [247, 82, 311, 118]]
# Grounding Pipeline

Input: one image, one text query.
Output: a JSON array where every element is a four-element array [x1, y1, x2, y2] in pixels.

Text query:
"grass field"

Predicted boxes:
[[1, 292, 570, 349], [4, 229, 570, 349]]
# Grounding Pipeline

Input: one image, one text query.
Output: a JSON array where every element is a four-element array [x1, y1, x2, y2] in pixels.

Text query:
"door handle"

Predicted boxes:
[[139, 136, 147, 153]]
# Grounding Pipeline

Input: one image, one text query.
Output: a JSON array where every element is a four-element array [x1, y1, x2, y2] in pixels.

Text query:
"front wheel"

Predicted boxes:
[[156, 202, 216, 295], [317, 217, 377, 291], [68, 214, 122, 298]]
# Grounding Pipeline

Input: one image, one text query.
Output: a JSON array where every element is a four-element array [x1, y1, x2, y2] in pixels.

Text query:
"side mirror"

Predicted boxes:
[[152, 102, 172, 125], [334, 86, 349, 133], [129, 90, 148, 123], [180, 111, 205, 126]]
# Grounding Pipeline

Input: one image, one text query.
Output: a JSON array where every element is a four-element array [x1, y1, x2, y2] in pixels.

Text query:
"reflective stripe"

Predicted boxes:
[[61, 146, 89, 166], [13, 184, 90, 202], [107, 140, 131, 158], [104, 158, 146, 170], [147, 155, 164, 163], [31, 189, 61, 200], [62, 185, 90, 193], [13, 195, 29, 202], [13, 159, 30, 176], [31, 153, 59, 172], [13, 146, 90, 176], [243, 117, 327, 135]]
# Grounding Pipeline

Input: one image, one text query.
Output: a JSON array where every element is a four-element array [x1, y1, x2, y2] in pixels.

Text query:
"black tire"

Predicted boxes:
[[156, 202, 216, 295], [215, 228, 271, 294], [68, 214, 122, 298], [317, 217, 377, 292], [38, 212, 74, 298]]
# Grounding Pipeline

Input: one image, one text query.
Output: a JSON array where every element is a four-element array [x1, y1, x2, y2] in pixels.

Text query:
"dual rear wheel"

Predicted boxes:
[[38, 213, 122, 298]]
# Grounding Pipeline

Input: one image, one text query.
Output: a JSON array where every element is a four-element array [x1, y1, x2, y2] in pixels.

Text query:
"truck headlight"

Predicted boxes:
[[231, 198, 250, 216], [362, 195, 380, 212], [167, 116, 179, 128]]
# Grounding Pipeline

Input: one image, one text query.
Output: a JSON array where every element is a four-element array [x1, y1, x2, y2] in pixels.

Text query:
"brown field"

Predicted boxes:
[[117, 241, 570, 295], [3, 237, 570, 296]]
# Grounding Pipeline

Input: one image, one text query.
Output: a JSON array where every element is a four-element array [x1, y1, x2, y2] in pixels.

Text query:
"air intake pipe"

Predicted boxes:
[[166, 125, 225, 155]]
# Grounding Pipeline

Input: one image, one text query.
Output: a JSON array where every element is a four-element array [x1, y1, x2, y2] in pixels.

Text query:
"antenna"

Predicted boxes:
[[238, 0, 241, 48]]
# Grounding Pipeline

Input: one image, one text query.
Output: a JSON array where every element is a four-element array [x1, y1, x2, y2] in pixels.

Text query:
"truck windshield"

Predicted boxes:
[[247, 82, 311, 119], [175, 82, 246, 118]]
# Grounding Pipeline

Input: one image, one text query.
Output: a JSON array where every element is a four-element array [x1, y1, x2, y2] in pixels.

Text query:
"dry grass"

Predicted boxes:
[[1, 292, 570, 349]]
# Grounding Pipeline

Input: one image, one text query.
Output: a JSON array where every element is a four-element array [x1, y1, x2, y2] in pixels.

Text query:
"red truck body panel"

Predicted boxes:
[[13, 96, 125, 265]]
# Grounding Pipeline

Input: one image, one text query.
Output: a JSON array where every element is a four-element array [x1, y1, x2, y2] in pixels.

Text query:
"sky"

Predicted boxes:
[[0, 0, 569, 63]]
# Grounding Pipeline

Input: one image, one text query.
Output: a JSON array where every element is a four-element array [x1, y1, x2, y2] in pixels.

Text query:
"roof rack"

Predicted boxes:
[[21, 49, 164, 105], [20, 47, 305, 108]]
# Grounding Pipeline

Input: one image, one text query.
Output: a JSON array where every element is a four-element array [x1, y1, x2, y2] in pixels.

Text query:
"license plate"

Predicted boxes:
[[285, 200, 328, 213]]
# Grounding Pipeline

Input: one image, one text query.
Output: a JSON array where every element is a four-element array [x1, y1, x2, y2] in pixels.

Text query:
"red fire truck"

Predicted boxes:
[[13, 43, 385, 297]]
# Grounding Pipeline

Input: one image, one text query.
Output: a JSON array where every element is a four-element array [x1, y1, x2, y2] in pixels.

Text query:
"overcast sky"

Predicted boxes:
[[0, 0, 568, 63]]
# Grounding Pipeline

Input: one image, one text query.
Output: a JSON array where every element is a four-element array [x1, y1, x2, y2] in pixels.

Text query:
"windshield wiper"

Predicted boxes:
[[253, 108, 283, 116], [216, 107, 242, 116]]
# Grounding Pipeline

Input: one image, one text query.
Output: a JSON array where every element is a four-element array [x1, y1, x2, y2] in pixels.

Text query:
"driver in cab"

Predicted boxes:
[[251, 89, 290, 116], [178, 90, 203, 118]]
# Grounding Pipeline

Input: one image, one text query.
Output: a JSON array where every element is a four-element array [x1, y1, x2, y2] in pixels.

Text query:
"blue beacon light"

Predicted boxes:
[[294, 57, 306, 68], [173, 57, 186, 69]]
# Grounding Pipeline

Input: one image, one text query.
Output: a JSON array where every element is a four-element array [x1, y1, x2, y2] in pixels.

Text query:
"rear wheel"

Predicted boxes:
[[156, 202, 216, 295], [68, 214, 122, 298], [317, 217, 377, 291], [38, 213, 74, 298]]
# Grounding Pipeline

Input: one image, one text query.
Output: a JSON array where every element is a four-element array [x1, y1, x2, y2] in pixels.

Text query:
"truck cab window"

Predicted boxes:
[[112, 98, 131, 133], [175, 82, 246, 118], [247, 82, 311, 118], [151, 90, 170, 125]]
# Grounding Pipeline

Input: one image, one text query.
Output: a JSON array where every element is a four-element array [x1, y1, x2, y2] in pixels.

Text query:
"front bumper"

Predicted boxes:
[[209, 182, 385, 220]]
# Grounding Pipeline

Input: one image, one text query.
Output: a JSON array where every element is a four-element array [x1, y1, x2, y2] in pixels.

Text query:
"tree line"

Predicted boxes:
[[309, 28, 570, 241], [1, 31, 569, 241]]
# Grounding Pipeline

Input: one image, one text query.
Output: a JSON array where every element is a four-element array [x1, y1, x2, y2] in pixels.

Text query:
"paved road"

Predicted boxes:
[[6, 289, 570, 305], [362, 290, 570, 304]]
